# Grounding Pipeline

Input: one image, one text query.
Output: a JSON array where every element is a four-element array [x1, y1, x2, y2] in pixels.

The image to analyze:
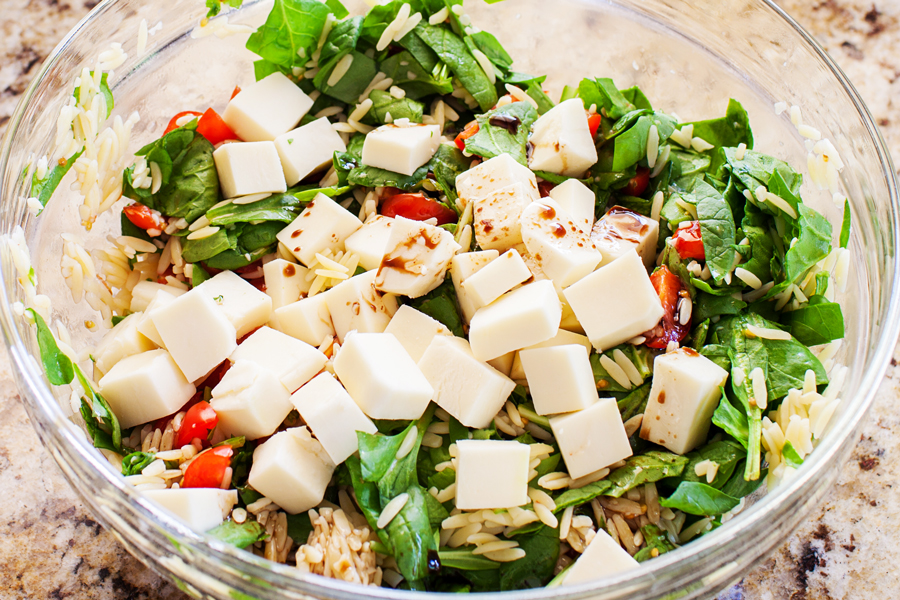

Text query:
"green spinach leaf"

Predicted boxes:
[[26, 309, 74, 385], [782, 295, 844, 346], [683, 99, 753, 149], [364, 89, 425, 124], [405, 276, 465, 336], [498, 526, 559, 590], [463, 101, 537, 166], [659, 481, 739, 516], [207, 520, 268, 549], [207, 193, 302, 226], [245, 0, 331, 69], [415, 24, 498, 111], [31, 149, 85, 211]]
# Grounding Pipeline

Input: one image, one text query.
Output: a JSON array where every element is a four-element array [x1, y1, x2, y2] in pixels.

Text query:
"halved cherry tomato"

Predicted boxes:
[[163, 110, 203, 135], [671, 221, 705, 260], [587, 113, 602, 138], [230, 85, 242, 100], [123, 203, 166, 230], [622, 167, 651, 197], [175, 401, 219, 449], [381, 193, 458, 225], [643, 265, 690, 349], [454, 120, 480, 151], [181, 445, 233, 489], [195, 108, 237, 145]]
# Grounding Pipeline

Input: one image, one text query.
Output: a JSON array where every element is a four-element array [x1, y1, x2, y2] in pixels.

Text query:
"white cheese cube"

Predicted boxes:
[[487, 351, 515, 376], [325, 270, 398, 342], [468, 280, 561, 361], [129, 281, 186, 313], [450, 250, 499, 324], [291, 372, 378, 464], [455, 153, 539, 208], [563, 250, 663, 352], [275, 117, 347, 186], [276, 193, 362, 267], [640, 348, 729, 454], [549, 178, 595, 231], [360, 123, 441, 176], [98, 349, 196, 429], [213, 141, 287, 200], [272, 292, 334, 346], [550, 397, 632, 478], [592, 206, 660, 268], [520, 201, 601, 289], [374, 216, 460, 299], [229, 326, 327, 392], [562, 529, 639, 585], [520, 345, 598, 415], [210, 359, 293, 440], [384, 304, 452, 362], [151, 288, 237, 382], [136, 289, 181, 348], [455, 439, 530, 510], [510, 328, 592, 381], [333, 332, 434, 420], [196, 270, 273, 339], [344, 215, 395, 272], [248, 427, 335, 514], [461, 249, 531, 307], [517, 245, 586, 335], [418, 336, 515, 429], [263, 258, 311, 310], [93, 313, 156, 377], [143, 488, 238, 534], [223, 72, 313, 142], [473, 182, 535, 252], [528, 98, 598, 177]]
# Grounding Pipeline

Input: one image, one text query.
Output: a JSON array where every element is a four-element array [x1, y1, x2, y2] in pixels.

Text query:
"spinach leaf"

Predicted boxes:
[[720, 464, 766, 499], [385, 484, 437, 587], [738, 202, 775, 283], [429, 143, 470, 202], [694, 292, 746, 322], [611, 115, 651, 172], [504, 72, 554, 114], [253, 58, 289, 81], [206, 0, 242, 18], [498, 526, 559, 590], [781, 441, 804, 469], [76, 364, 122, 453], [438, 548, 500, 570], [349, 162, 430, 189], [31, 149, 84, 211], [839, 199, 851, 248], [207, 520, 268, 549], [577, 77, 634, 120], [181, 228, 236, 263], [285, 183, 353, 203], [783, 204, 832, 285], [692, 178, 738, 283], [239, 221, 283, 252], [606, 451, 689, 497], [617, 382, 651, 421], [759, 333, 828, 399], [121, 451, 156, 476], [634, 524, 676, 562], [364, 89, 425, 124], [463, 101, 537, 166], [782, 295, 844, 346], [26, 309, 74, 385], [378, 51, 454, 99], [677, 440, 744, 489], [721, 147, 801, 199], [712, 394, 749, 449], [415, 24, 498, 111], [683, 99, 753, 149], [359, 0, 403, 46], [315, 50, 378, 104], [245, 0, 330, 69], [551, 480, 614, 513], [285, 512, 314, 545], [207, 193, 302, 226], [357, 405, 434, 499], [619, 86, 653, 111], [319, 15, 362, 66], [405, 276, 464, 337], [469, 31, 512, 69], [346, 455, 391, 546], [204, 243, 273, 270], [660, 481, 739, 516], [120, 212, 155, 246], [590, 352, 631, 394]]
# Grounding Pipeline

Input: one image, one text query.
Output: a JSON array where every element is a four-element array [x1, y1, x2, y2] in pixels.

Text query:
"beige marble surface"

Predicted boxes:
[[2, 0, 900, 598]]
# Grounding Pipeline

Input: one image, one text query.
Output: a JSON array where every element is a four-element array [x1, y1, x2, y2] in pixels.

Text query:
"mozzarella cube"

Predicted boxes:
[[229, 326, 326, 392], [248, 427, 335, 514], [592, 206, 660, 268], [550, 397, 632, 478], [562, 529, 639, 585], [93, 313, 156, 377], [455, 153, 539, 208], [272, 292, 334, 346], [418, 336, 515, 429], [291, 372, 377, 464], [223, 72, 313, 142], [455, 440, 530, 510], [384, 304, 452, 362], [473, 182, 535, 252], [136, 289, 182, 348], [213, 141, 287, 200], [510, 328, 592, 381], [333, 332, 433, 420], [450, 250, 499, 324], [563, 250, 663, 352], [374, 217, 460, 299], [640, 348, 729, 454], [549, 178, 595, 230], [528, 98, 598, 176], [361, 123, 441, 176], [520, 201, 602, 288], [196, 270, 273, 339], [344, 215, 395, 272], [468, 280, 561, 361], [276, 193, 362, 266], [263, 258, 311, 310], [275, 117, 347, 186], [487, 351, 515, 376], [325, 270, 398, 342], [210, 360, 293, 440], [129, 281, 186, 313], [98, 349, 196, 429], [143, 488, 238, 534], [461, 249, 532, 307], [520, 345, 598, 415]]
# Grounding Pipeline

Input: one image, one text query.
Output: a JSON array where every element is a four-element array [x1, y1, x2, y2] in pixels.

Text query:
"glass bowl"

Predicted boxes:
[[1, 0, 897, 598]]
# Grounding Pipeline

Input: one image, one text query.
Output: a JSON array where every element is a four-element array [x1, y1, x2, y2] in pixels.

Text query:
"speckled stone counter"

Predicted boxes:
[[1, 0, 899, 598]]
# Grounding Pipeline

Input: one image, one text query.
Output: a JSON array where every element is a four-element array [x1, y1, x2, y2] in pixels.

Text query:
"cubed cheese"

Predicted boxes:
[[143, 488, 238, 534], [517, 245, 586, 335], [549, 178, 595, 231], [151, 288, 238, 382], [195, 270, 273, 338], [591, 206, 660, 268], [487, 351, 515, 376], [562, 529, 639, 585], [213, 141, 287, 200], [450, 250, 499, 324], [229, 326, 326, 392], [275, 117, 347, 186], [384, 304, 452, 362], [550, 397, 632, 478], [461, 249, 532, 307], [272, 292, 334, 346], [468, 280, 561, 361], [332, 332, 433, 420], [528, 98, 598, 176], [291, 372, 378, 464], [473, 182, 535, 252], [263, 258, 311, 310], [640, 348, 729, 454], [129, 281, 186, 313], [360, 123, 441, 176], [563, 250, 663, 352], [510, 328, 592, 381], [374, 216, 460, 299], [455, 439, 530, 510], [210, 360, 293, 440], [93, 312, 156, 377], [344, 215, 395, 272], [520, 345, 598, 415], [520, 201, 601, 288], [136, 289, 181, 348], [223, 72, 313, 142], [455, 153, 539, 208], [276, 193, 362, 267], [248, 427, 335, 514], [98, 349, 196, 429], [325, 270, 398, 342], [418, 336, 515, 429]]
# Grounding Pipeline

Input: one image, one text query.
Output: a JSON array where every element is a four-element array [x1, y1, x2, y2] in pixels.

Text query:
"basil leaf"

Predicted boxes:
[[839, 198, 851, 248], [207, 193, 302, 226], [405, 276, 465, 337], [782, 295, 844, 346], [464, 101, 538, 166], [245, 0, 331, 69], [207, 520, 268, 549], [31, 149, 84, 210], [415, 24, 498, 111], [660, 481, 739, 516], [683, 99, 753, 149], [26, 308, 74, 385], [364, 89, 425, 124]]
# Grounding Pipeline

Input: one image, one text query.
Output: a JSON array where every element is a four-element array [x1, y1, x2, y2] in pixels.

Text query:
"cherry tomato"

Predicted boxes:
[[195, 108, 237, 145], [230, 85, 242, 100], [163, 110, 203, 135], [671, 221, 705, 260], [622, 167, 651, 197], [454, 120, 480, 151], [587, 113, 602, 138], [381, 193, 458, 225], [643, 265, 690, 349], [123, 203, 166, 231], [175, 401, 219, 449], [181, 445, 233, 489]]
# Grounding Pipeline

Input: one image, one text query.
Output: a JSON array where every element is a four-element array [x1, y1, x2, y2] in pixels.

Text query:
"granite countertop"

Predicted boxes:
[[1, 0, 899, 598]]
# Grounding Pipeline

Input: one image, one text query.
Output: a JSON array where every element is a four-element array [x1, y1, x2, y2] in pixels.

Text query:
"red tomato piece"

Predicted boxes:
[[123, 203, 166, 230], [381, 193, 458, 226], [671, 221, 705, 260], [175, 401, 219, 449], [181, 445, 233, 489], [587, 113, 602, 138], [454, 121, 480, 151], [622, 166, 651, 197], [196, 108, 237, 145], [163, 110, 203, 135], [643, 265, 690, 349], [230, 85, 242, 100]]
